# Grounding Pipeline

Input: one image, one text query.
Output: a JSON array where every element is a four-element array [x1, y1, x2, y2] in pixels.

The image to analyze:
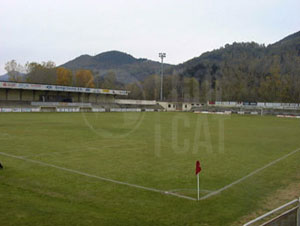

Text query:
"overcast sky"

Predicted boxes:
[[0, 0, 299, 74]]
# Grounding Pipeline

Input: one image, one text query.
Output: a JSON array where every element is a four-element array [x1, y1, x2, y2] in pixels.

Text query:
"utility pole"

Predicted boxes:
[[159, 53, 166, 101]]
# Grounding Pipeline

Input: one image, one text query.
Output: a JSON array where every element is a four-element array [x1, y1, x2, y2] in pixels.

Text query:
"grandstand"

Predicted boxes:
[[0, 81, 162, 112]]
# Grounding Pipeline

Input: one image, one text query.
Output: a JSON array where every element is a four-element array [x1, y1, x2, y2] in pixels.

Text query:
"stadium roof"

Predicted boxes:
[[0, 81, 128, 96]]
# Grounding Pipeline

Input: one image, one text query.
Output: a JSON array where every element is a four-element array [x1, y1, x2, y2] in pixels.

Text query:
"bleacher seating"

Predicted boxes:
[[0, 100, 32, 108]]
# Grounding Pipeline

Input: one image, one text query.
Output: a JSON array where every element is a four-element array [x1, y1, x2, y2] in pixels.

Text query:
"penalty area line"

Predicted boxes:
[[0, 151, 196, 201], [200, 147, 300, 200]]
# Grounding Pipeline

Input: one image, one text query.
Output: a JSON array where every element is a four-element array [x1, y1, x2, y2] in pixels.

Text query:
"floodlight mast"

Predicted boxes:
[[159, 53, 166, 101]]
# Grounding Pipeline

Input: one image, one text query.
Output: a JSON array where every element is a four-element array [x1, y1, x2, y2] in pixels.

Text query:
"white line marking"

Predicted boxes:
[[24, 146, 138, 158], [200, 147, 300, 200], [0, 151, 196, 201], [168, 188, 214, 193], [166, 191, 197, 200], [23, 149, 84, 158]]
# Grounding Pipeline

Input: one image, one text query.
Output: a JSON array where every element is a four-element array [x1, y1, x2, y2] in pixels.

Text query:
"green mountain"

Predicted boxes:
[[61, 50, 173, 84], [176, 31, 300, 81]]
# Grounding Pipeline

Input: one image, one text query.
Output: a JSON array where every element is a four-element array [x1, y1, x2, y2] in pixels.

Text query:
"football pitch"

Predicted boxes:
[[0, 112, 300, 225]]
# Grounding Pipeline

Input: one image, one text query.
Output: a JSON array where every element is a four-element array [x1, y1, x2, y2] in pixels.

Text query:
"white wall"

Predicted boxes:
[[157, 102, 176, 111], [115, 99, 156, 105]]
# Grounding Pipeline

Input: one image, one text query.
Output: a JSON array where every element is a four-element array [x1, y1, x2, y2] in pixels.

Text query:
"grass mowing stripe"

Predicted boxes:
[[0, 151, 197, 201], [200, 147, 300, 200]]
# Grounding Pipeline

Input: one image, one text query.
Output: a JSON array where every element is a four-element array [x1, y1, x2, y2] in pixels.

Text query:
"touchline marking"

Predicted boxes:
[[0, 151, 196, 201], [200, 147, 300, 200], [23, 149, 86, 158]]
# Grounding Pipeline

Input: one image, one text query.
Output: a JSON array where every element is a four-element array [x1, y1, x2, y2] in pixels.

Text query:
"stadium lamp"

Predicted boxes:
[[159, 52, 166, 101]]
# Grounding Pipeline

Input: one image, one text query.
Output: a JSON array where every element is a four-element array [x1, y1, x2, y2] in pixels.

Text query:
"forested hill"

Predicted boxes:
[[170, 31, 300, 102], [271, 30, 300, 46], [62, 51, 142, 70], [61, 50, 173, 84], [177, 31, 300, 79]]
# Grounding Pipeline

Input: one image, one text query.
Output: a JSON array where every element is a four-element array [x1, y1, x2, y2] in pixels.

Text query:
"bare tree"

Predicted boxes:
[[5, 60, 24, 82]]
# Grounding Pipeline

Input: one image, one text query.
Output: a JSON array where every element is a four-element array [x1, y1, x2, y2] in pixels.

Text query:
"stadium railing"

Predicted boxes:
[[243, 198, 300, 226]]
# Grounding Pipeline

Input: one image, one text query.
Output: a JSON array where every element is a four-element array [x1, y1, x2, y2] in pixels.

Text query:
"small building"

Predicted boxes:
[[157, 101, 203, 111]]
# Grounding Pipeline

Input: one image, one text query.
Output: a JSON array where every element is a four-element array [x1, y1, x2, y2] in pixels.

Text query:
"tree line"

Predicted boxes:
[[5, 57, 300, 103], [5, 60, 95, 88]]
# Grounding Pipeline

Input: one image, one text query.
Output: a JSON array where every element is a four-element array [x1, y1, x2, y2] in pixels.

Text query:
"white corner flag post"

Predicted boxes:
[[197, 172, 200, 201], [195, 160, 201, 201]]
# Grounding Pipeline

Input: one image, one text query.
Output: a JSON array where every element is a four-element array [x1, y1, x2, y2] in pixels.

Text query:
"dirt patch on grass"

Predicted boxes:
[[234, 175, 300, 225]]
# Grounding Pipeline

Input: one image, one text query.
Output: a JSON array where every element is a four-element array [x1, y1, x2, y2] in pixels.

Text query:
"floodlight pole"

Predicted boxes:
[[159, 53, 166, 101]]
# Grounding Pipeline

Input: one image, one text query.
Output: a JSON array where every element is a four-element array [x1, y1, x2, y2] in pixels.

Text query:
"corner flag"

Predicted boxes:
[[195, 160, 201, 175], [195, 160, 201, 200]]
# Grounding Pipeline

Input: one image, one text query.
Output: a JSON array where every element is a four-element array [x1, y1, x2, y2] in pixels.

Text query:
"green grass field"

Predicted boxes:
[[0, 112, 300, 226]]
